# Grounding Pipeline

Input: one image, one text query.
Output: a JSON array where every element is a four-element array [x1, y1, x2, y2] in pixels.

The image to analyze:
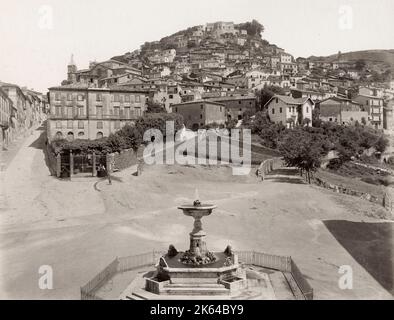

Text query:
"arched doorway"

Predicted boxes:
[[67, 132, 74, 141], [78, 132, 84, 138], [55, 131, 63, 139], [96, 131, 103, 139]]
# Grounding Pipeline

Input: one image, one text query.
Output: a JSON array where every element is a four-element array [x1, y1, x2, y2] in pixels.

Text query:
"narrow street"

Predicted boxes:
[[0, 123, 110, 299]]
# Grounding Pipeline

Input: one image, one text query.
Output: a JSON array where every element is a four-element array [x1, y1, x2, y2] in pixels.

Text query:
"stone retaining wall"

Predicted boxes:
[[313, 177, 380, 204], [351, 161, 393, 175], [256, 157, 282, 181]]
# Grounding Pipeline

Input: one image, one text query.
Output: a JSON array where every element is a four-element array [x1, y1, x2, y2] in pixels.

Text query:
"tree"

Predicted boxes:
[[312, 106, 322, 127], [135, 113, 184, 140], [259, 122, 286, 149], [115, 124, 143, 150], [335, 126, 363, 162], [61, 80, 71, 86], [279, 128, 326, 183], [146, 101, 166, 113], [243, 111, 270, 134], [258, 85, 286, 109], [375, 135, 389, 153], [236, 20, 264, 37]]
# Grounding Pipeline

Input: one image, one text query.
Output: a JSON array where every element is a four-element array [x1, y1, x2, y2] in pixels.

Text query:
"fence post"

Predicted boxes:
[[106, 153, 112, 184], [287, 256, 292, 272], [56, 153, 61, 178], [92, 152, 97, 177], [69, 150, 74, 178]]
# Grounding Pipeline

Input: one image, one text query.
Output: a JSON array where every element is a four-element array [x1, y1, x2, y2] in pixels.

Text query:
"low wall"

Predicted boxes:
[[256, 158, 282, 180], [111, 148, 139, 171], [383, 188, 394, 217], [235, 250, 292, 272], [313, 176, 380, 204]]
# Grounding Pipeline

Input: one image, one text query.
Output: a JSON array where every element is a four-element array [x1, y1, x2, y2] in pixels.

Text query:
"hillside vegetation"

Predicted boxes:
[[310, 49, 394, 73]]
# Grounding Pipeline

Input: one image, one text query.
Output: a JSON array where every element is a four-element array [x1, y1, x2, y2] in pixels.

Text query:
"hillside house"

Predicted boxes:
[[264, 95, 314, 128], [353, 94, 384, 129], [208, 95, 257, 121], [383, 99, 394, 131], [171, 100, 226, 130], [318, 97, 368, 125]]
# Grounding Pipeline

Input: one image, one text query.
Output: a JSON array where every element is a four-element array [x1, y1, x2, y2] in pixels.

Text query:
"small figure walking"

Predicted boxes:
[[107, 168, 112, 185]]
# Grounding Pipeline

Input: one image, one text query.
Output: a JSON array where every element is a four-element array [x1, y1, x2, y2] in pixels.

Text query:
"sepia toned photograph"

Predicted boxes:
[[0, 0, 393, 304]]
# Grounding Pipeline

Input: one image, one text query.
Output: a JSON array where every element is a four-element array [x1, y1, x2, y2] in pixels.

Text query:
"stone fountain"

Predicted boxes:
[[144, 197, 246, 296], [178, 199, 217, 265]]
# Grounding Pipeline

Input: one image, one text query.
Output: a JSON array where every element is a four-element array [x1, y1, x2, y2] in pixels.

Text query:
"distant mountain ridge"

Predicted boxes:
[[307, 49, 394, 72]]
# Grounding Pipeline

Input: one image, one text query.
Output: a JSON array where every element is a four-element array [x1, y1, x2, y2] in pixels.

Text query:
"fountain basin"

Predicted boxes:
[[157, 251, 240, 285]]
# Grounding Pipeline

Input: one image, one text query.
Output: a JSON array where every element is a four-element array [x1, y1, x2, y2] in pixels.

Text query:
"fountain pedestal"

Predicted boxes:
[[177, 200, 217, 264]]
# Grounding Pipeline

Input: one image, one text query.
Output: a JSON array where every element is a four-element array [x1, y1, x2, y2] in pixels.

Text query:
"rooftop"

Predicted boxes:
[[171, 100, 225, 107], [267, 95, 312, 106], [208, 95, 256, 102]]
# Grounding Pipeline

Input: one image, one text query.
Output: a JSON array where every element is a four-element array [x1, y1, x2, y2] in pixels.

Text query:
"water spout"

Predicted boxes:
[[194, 188, 199, 202]]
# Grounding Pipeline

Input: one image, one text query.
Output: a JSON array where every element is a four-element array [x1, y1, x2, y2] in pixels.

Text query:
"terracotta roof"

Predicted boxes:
[[208, 95, 256, 102], [320, 96, 362, 105], [171, 100, 225, 107], [268, 95, 312, 106], [48, 83, 90, 90]]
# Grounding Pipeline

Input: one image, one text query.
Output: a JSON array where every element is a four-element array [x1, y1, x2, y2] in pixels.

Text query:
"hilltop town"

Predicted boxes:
[[3, 20, 394, 176], [33, 20, 393, 142]]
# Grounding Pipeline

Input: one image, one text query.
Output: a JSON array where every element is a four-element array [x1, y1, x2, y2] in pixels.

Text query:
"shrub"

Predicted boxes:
[[135, 113, 184, 139], [115, 124, 143, 150], [327, 158, 343, 170], [259, 122, 286, 149], [361, 177, 391, 186]]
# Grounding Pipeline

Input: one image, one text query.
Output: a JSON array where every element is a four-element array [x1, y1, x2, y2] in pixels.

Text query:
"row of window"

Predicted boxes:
[[55, 120, 121, 130], [55, 93, 85, 101], [53, 106, 142, 118], [55, 106, 84, 117], [55, 131, 104, 139], [54, 92, 144, 103], [366, 100, 382, 106], [272, 106, 309, 114]]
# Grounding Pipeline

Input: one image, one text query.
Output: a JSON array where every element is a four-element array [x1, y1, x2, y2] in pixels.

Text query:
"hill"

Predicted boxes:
[[309, 49, 394, 73]]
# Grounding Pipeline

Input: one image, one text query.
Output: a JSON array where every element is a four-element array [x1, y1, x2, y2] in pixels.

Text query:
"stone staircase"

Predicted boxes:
[[161, 282, 229, 296], [124, 281, 230, 300]]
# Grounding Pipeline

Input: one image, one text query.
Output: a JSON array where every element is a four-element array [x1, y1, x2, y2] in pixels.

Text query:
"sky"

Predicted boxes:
[[0, 0, 393, 93]]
